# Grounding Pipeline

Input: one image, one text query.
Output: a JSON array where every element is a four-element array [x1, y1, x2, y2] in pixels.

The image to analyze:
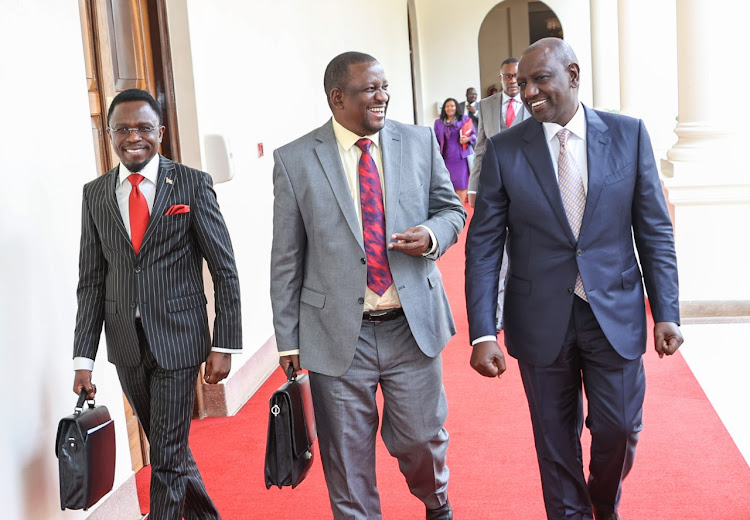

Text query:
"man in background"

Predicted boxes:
[[73, 89, 242, 519], [459, 86, 480, 132], [271, 51, 465, 520], [465, 38, 683, 520], [468, 57, 531, 331]]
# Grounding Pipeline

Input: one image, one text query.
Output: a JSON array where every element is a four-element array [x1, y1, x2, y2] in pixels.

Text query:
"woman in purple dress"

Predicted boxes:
[[434, 97, 475, 202]]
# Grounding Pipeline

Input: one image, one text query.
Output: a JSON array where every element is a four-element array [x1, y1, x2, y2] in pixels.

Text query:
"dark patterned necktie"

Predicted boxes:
[[355, 138, 393, 296], [127, 173, 149, 254]]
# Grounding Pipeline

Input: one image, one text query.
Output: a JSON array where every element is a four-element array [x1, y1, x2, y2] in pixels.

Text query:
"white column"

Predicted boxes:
[[662, 0, 750, 304], [589, 0, 619, 111], [617, 0, 678, 156]]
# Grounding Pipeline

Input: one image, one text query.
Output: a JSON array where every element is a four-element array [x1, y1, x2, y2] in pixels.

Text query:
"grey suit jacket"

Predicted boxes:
[[74, 156, 242, 370], [271, 119, 466, 377], [468, 93, 531, 192]]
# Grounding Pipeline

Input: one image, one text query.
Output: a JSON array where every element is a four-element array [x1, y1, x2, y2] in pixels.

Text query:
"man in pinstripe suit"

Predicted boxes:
[[72, 89, 242, 519]]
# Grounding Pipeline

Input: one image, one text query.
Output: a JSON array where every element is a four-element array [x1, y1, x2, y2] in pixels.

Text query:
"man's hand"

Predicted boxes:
[[468, 192, 476, 207], [467, 105, 477, 115], [654, 322, 684, 358], [389, 226, 431, 257], [470, 341, 507, 378], [204, 352, 231, 384], [279, 354, 301, 376], [73, 370, 96, 399]]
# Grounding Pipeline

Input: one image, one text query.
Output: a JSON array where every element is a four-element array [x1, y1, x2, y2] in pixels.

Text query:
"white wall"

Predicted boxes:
[[178, 0, 415, 368], [413, 0, 593, 124], [0, 2, 135, 518], [0, 1, 417, 516]]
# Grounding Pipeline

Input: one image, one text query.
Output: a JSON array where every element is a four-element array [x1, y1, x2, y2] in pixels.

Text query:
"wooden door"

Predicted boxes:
[[78, 0, 182, 471]]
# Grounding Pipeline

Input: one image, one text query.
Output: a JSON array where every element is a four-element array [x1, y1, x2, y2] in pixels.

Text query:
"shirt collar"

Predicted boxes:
[[542, 103, 587, 143], [117, 154, 160, 187], [503, 93, 522, 104], [331, 117, 381, 152]]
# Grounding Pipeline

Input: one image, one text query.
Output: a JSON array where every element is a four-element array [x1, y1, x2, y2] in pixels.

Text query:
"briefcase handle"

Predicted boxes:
[[75, 389, 95, 415], [285, 364, 299, 382]]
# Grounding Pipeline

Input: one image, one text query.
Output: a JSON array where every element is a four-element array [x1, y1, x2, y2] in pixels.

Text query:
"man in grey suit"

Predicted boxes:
[[468, 57, 531, 206], [73, 89, 242, 520], [467, 57, 531, 331], [271, 52, 465, 520]]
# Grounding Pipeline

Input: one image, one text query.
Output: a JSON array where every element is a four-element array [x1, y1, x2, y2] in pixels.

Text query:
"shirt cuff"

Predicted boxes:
[[417, 225, 438, 257], [73, 357, 95, 371], [211, 347, 242, 354], [471, 335, 497, 346], [278, 349, 300, 356]]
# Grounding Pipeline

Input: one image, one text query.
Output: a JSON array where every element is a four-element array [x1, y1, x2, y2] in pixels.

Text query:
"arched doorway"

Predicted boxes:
[[477, 0, 563, 99]]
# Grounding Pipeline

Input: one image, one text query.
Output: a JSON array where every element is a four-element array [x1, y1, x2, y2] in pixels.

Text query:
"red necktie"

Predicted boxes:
[[355, 138, 393, 296], [127, 173, 149, 254], [506, 98, 516, 127]]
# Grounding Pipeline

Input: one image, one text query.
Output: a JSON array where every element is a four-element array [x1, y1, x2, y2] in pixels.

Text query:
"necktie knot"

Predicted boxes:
[[355, 138, 372, 154], [556, 128, 571, 148], [128, 173, 144, 187]]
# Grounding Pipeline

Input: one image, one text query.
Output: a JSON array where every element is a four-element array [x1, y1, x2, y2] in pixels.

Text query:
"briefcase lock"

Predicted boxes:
[[271, 404, 281, 417]]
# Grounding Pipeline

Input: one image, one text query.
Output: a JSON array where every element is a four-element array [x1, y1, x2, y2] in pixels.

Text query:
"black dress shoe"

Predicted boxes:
[[593, 512, 620, 520], [426, 500, 453, 520]]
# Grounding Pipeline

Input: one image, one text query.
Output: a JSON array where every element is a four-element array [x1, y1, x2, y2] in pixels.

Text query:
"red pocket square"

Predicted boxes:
[[165, 204, 190, 215]]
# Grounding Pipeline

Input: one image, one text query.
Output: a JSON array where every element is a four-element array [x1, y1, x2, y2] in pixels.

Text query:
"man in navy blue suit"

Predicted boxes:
[[465, 38, 683, 520]]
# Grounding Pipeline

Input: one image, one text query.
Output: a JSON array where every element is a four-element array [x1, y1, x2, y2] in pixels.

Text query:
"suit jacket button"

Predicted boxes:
[[357, 297, 365, 304], [130, 302, 137, 308], [567, 287, 574, 295], [576, 249, 584, 257], [135, 266, 142, 273], [360, 258, 366, 264]]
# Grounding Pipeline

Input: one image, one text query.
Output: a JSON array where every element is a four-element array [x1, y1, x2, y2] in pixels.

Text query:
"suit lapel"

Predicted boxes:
[[139, 155, 175, 253], [314, 121, 364, 250], [580, 106, 610, 236], [104, 167, 132, 245], [380, 122, 401, 238], [522, 121, 577, 246]]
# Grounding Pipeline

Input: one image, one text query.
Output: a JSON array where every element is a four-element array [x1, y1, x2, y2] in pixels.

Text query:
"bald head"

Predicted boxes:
[[518, 38, 580, 125]]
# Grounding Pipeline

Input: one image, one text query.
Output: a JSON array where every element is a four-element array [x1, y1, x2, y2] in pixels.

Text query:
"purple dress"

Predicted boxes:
[[434, 114, 475, 190]]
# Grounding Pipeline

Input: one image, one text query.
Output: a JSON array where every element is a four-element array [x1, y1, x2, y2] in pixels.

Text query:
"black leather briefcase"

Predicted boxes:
[[264, 366, 318, 489], [55, 390, 116, 510]]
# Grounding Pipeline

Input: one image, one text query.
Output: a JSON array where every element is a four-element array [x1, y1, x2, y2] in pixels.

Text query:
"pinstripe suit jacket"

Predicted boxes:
[[74, 156, 241, 370]]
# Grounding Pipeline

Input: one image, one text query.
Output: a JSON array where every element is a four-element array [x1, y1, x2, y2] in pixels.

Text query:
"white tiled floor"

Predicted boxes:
[[679, 322, 750, 466]]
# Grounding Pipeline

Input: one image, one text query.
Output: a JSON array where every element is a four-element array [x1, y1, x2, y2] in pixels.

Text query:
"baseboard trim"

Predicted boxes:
[[85, 473, 141, 519], [681, 300, 750, 324], [201, 335, 278, 416]]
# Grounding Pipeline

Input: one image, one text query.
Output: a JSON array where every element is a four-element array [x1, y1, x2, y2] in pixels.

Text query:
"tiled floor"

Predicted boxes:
[[679, 322, 750, 465]]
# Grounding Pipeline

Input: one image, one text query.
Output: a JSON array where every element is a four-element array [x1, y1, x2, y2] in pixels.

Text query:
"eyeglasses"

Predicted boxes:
[[108, 126, 161, 137], [501, 74, 517, 80]]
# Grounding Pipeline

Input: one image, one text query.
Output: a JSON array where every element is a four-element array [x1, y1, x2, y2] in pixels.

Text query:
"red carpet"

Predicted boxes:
[[138, 205, 750, 518]]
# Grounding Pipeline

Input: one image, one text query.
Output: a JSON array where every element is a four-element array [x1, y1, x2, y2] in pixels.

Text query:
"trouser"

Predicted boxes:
[[116, 320, 220, 520], [518, 297, 645, 520], [309, 315, 450, 520]]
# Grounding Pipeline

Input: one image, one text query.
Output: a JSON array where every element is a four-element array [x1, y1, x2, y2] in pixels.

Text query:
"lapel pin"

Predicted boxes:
[[166, 177, 173, 185]]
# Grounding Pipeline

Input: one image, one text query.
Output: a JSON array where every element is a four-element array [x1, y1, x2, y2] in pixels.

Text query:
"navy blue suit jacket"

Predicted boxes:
[[465, 106, 679, 366]]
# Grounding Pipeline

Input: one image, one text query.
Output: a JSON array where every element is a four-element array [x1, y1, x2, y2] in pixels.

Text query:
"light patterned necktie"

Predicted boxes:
[[506, 98, 516, 127], [355, 138, 393, 296], [127, 173, 149, 254], [556, 129, 587, 300]]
